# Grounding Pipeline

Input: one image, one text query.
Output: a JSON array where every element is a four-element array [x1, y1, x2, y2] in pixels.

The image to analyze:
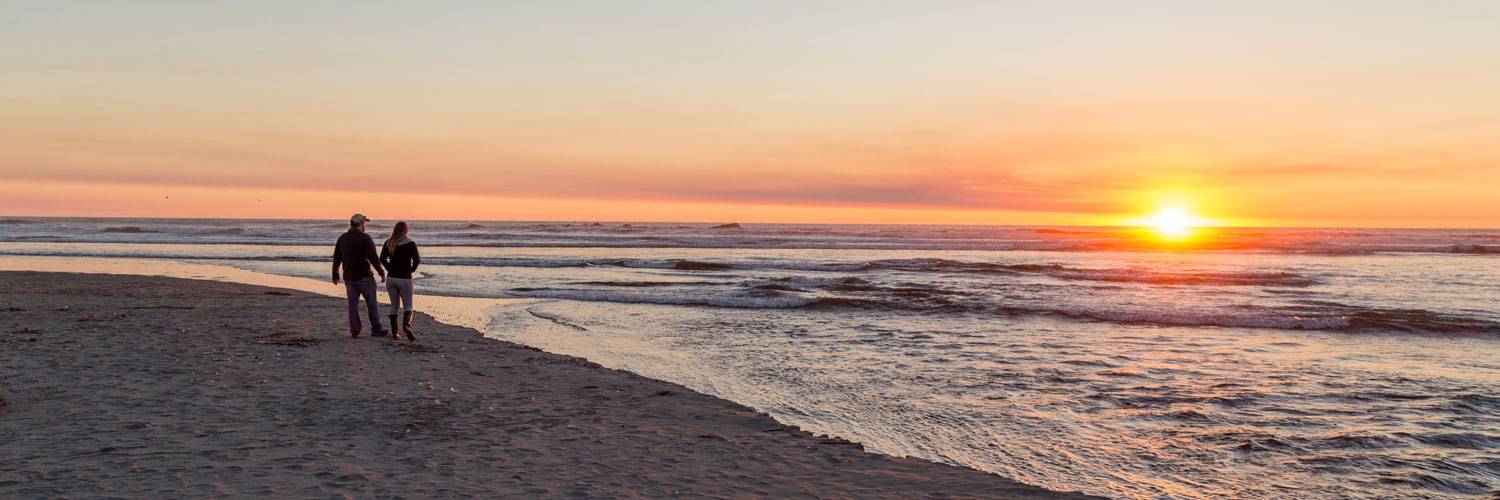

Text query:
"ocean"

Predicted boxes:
[[1, 217, 1497, 498]]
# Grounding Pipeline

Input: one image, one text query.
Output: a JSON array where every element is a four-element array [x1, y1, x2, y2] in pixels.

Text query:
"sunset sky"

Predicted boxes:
[[2, 1, 1498, 226]]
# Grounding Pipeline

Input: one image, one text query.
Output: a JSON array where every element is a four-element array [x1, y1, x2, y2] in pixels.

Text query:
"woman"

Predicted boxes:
[[379, 221, 421, 341]]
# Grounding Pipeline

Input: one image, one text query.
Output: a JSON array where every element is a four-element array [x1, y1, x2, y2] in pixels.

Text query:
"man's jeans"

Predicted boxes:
[[344, 276, 381, 333]]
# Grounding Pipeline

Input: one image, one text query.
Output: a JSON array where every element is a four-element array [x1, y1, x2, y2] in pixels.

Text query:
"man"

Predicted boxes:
[[332, 214, 386, 338]]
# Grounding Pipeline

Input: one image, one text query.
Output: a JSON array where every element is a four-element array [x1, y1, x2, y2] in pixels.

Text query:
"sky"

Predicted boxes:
[[2, 1, 1498, 226]]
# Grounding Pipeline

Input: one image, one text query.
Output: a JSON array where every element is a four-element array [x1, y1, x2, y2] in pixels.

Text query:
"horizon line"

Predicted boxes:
[[3, 214, 1496, 232]]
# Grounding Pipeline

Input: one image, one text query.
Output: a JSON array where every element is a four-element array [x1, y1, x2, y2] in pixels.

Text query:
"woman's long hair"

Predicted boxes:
[[385, 221, 409, 253]]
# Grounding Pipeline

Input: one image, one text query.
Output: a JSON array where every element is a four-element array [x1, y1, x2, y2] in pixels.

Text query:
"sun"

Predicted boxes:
[[1145, 206, 1197, 240]]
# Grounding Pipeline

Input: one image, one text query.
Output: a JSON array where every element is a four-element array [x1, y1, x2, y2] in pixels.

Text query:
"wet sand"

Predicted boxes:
[[0, 271, 1093, 498]]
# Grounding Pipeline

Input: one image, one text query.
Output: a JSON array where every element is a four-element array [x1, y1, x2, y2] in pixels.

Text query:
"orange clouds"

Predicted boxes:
[[0, 179, 1101, 225]]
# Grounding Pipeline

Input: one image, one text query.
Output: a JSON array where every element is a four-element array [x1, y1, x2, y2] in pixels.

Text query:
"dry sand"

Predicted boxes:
[[0, 271, 1094, 498]]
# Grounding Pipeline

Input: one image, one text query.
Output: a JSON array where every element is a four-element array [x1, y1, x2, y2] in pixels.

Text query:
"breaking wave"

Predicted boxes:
[[507, 287, 814, 309], [500, 281, 1499, 334], [857, 259, 1321, 286]]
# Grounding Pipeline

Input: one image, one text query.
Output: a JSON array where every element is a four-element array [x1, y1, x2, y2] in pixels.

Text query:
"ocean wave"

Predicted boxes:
[[567, 280, 725, 288], [1442, 394, 1500, 415], [1005, 304, 1499, 333], [1039, 267, 1317, 286], [1260, 429, 1500, 455], [1367, 469, 1498, 496], [800, 297, 1498, 333], [1404, 432, 1500, 450], [1451, 244, 1500, 254], [441, 257, 591, 268], [101, 226, 157, 233], [1278, 247, 1377, 256], [1318, 433, 1407, 450], [749, 276, 871, 288], [435, 257, 716, 269], [859, 258, 1319, 286], [673, 260, 734, 271], [506, 287, 814, 308], [1006, 306, 1356, 330], [1347, 309, 1500, 333]]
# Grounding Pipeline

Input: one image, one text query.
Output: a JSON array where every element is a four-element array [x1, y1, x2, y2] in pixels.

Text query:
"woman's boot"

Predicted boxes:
[[388, 314, 400, 340], [402, 311, 416, 341]]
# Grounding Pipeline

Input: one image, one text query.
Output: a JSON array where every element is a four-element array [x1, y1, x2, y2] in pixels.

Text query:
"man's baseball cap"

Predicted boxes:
[[350, 214, 370, 224]]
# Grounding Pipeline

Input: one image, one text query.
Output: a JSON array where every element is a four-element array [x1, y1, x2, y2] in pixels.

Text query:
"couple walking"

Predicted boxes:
[[331, 213, 421, 340]]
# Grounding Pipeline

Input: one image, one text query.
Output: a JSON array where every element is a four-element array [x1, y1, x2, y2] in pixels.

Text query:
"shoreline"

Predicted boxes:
[[0, 271, 1094, 498]]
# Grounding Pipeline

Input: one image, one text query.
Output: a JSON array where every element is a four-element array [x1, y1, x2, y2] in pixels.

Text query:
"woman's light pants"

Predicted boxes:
[[386, 277, 414, 313]]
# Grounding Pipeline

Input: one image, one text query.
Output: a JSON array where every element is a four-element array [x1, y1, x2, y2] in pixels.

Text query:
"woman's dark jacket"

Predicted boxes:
[[379, 240, 421, 279]]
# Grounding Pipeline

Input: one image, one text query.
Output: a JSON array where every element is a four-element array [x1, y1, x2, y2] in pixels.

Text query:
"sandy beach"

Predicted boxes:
[[0, 271, 1090, 498]]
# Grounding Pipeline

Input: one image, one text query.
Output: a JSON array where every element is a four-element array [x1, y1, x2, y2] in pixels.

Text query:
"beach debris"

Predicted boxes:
[[127, 305, 196, 310], [253, 332, 321, 347], [654, 390, 675, 397], [63, 446, 121, 460], [263, 291, 293, 296], [818, 438, 862, 448], [401, 344, 442, 353], [77, 313, 127, 322], [0, 335, 40, 345]]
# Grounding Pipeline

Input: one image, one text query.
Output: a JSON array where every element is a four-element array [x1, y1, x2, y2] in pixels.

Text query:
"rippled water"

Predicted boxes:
[[1, 218, 1497, 498]]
